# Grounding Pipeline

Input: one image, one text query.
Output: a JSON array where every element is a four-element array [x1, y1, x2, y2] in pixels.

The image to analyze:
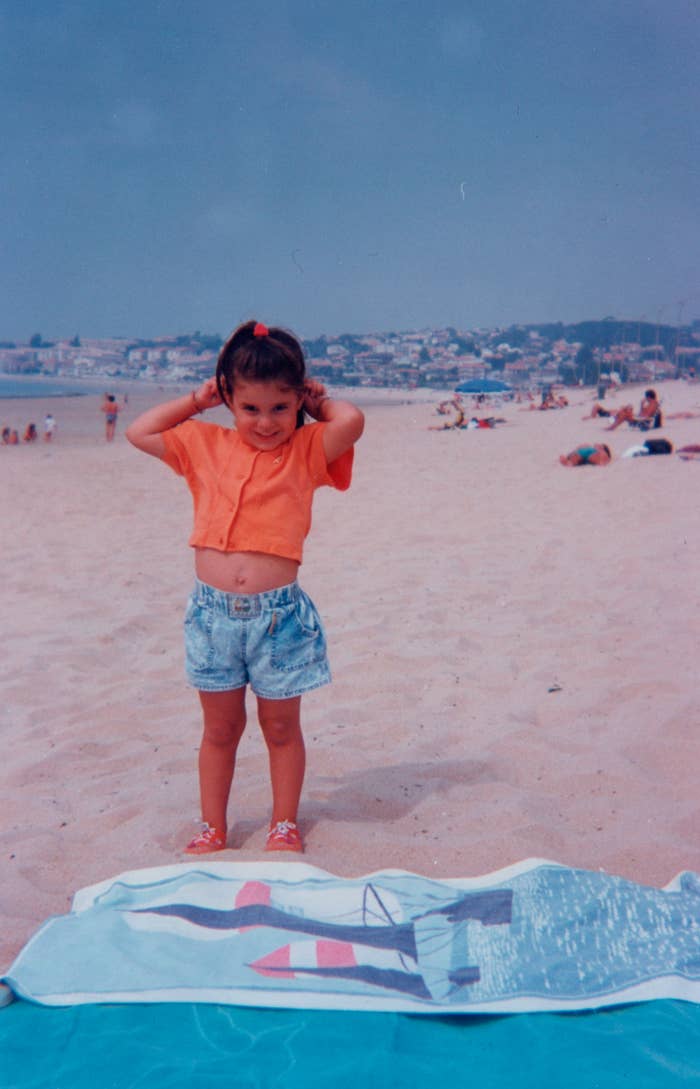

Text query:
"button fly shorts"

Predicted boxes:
[[184, 579, 331, 698]]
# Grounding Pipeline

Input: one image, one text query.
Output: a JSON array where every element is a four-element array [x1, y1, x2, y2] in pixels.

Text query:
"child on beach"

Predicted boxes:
[[101, 394, 121, 441], [126, 321, 364, 855], [43, 413, 56, 442]]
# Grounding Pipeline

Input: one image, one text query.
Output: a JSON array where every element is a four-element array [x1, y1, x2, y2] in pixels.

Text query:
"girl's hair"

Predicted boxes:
[[216, 321, 307, 426], [602, 444, 611, 458]]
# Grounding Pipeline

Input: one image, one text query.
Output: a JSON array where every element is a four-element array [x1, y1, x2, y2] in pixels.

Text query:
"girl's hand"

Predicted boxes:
[[302, 379, 329, 420], [194, 377, 223, 412]]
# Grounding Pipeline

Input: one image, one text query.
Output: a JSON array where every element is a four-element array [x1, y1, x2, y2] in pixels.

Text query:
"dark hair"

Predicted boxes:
[[602, 444, 611, 458], [644, 389, 657, 399], [216, 321, 307, 426]]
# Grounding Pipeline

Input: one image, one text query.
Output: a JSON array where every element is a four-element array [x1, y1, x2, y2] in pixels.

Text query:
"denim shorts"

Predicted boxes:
[[183, 579, 331, 698]]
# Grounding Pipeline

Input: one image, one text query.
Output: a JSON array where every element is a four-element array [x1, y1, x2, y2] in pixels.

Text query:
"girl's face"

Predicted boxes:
[[231, 379, 303, 451]]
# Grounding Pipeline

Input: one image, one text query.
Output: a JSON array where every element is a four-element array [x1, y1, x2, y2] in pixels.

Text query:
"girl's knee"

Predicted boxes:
[[256, 695, 302, 748], [202, 712, 246, 748], [258, 713, 302, 748]]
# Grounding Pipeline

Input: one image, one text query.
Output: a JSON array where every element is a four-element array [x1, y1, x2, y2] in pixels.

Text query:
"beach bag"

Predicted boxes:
[[644, 438, 673, 455]]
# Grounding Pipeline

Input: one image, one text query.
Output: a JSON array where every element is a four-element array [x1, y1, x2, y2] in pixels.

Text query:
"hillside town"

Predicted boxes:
[[1, 319, 699, 391]]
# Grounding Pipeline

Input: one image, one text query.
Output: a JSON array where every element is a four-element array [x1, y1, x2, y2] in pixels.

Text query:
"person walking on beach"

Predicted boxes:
[[126, 320, 364, 855], [43, 413, 56, 442], [101, 394, 120, 441]]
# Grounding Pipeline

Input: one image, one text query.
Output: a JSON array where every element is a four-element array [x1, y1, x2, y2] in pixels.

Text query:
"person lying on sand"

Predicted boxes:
[[559, 443, 612, 467], [676, 444, 700, 461]]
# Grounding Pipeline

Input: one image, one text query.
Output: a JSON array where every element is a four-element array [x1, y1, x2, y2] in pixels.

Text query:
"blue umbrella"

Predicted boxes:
[[455, 378, 513, 394]]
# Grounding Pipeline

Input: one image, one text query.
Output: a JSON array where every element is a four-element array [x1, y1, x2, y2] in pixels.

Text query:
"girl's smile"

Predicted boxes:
[[231, 380, 303, 451]]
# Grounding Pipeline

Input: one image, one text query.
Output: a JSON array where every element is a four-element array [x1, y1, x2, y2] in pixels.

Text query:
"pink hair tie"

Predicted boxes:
[[253, 322, 269, 338]]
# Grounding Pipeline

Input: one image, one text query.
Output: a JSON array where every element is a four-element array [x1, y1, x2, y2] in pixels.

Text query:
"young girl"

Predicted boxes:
[[126, 321, 364, 855]]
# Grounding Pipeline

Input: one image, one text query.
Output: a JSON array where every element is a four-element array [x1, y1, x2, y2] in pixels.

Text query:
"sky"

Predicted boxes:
[[2, 1, 699, 340]]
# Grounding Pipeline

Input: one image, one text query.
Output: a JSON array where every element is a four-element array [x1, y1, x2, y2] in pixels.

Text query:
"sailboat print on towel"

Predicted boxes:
[[127, 876, 512, 1002]]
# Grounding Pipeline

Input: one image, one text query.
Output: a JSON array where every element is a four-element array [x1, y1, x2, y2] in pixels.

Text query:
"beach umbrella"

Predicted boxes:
[[454, 378, 513, 394]]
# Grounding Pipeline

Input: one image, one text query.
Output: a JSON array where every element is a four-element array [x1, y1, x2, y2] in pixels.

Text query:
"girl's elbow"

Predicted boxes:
[[125, 424, 154, 453], [349, 406, 365, 442], [124, 424, 140, 448]]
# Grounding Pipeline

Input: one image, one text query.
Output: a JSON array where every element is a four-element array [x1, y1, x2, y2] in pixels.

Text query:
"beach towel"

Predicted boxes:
[[621, 444, 650, 458], [4, 859, 700, 1014]]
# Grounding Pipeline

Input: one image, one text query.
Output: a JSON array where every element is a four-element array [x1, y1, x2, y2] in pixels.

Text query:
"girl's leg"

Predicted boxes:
[[256, 695, 305, 824], [197, 687, 247, 834]]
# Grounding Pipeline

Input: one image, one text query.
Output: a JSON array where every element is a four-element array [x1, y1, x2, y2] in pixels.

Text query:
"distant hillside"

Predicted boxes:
[[498, 319, 683, 353]]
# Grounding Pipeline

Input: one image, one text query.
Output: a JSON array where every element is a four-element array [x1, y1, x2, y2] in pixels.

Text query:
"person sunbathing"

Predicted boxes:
[[605, 390, 662, 431], [559, 443, 612, 466], [584, 403, 613, 419], [543, 393, 568, 409], [584, 390, 661, 429], [676, 444, 700, 460], [429, 398, 466, 429]]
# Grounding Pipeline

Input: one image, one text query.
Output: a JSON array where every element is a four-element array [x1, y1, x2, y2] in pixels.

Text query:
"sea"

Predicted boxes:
[[0, 375, 110, 399], [0, 374, 430, 408]]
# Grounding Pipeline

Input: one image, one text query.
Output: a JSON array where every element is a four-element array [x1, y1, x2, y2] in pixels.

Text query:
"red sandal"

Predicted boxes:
[[185, 823, 226, 854], [265, 820, 303, 853]]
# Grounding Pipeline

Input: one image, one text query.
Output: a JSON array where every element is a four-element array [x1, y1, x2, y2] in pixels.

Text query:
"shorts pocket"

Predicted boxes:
[[270, 596, 327, 672], [184, 597, 215, 673]]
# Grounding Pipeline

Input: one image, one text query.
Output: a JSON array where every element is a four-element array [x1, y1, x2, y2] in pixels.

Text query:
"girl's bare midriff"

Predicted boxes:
[[195, 547, 300, 594]]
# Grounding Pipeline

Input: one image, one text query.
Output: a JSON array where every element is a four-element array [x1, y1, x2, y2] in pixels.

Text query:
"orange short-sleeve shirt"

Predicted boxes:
[[161, 420, 353, 562]]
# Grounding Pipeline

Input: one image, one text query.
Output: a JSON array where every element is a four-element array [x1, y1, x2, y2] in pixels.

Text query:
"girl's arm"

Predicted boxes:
[[303, 380, 364, 462], [125, 377, 221, 458]]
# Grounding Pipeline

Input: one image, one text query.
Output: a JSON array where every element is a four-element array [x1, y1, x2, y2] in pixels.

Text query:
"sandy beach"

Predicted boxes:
[[1, 379, 699, 972]]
